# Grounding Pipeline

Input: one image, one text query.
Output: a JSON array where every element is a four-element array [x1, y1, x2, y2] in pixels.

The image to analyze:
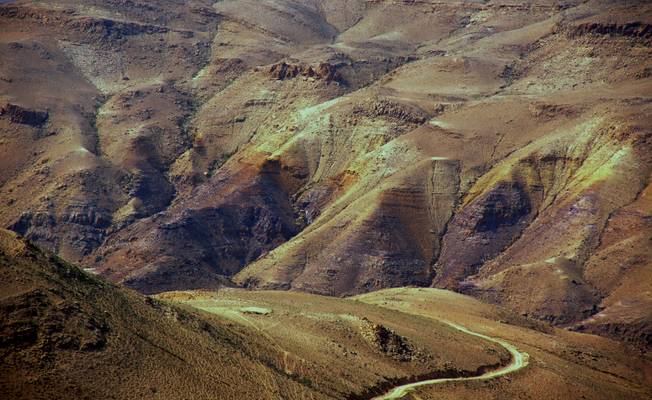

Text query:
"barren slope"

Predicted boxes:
[[1, 0, 651, 348], [2, 229, 533, 400], [356, 288, 652, 400], [0, 229, 327, 399], [160, 286, 652, 400], [158, 289, 511, 399]]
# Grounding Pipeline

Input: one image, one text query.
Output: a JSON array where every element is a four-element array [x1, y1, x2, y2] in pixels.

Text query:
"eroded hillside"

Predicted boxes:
[[1, 0, 651, 348]]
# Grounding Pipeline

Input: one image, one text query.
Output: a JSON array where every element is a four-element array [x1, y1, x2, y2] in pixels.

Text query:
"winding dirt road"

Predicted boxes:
[[372, 320, 530, 400]]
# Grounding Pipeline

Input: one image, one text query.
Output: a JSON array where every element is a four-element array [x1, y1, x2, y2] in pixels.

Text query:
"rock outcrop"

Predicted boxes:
[[360, 318, 415, 362], [0, 104, 48, 127], [269, 62, 342, 83], [568, 22, 652, 41]]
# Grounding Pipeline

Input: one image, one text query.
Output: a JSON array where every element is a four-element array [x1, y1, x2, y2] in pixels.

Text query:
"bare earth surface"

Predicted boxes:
[[1, 0, 652, 398], [1, 228, 650, 398], [165, 287, 652, 400], [1, 0, 650, 351]]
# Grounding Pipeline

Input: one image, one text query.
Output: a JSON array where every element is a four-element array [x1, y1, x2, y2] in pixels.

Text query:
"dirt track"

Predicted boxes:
[[372, 320, 530, 399]]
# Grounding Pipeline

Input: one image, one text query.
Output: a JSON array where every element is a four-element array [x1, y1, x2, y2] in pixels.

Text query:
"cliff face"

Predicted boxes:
[[1, 0, 651, 348]]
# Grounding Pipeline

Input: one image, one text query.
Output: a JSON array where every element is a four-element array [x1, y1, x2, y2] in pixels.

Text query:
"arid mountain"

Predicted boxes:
[[2, 229, 650, 399], [1, 0, 651, 353]]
